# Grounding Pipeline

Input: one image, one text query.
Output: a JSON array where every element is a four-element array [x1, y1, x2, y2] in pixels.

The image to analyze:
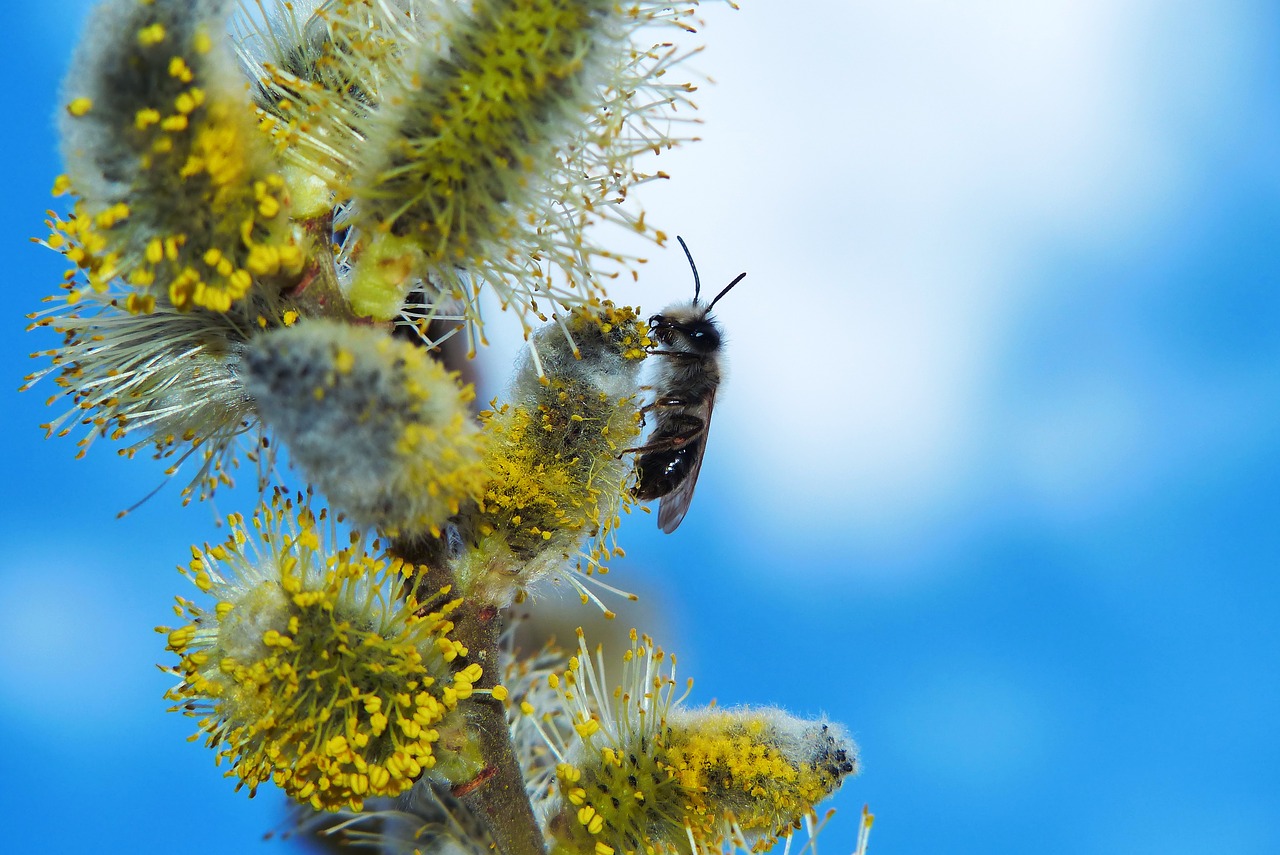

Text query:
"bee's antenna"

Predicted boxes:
[[676, 235, 702, 303], [708, 272, 746, 310]]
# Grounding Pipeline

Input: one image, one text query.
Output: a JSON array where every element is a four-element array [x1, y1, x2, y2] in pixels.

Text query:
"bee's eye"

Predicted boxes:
[[688, 322, 720, 351]]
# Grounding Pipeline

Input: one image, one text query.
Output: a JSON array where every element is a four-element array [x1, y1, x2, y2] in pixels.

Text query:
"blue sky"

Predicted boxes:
[[2, 2, 1277, 853]]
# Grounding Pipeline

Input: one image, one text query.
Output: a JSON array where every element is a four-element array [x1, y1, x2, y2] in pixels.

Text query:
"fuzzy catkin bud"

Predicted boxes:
[[446, 304, 649, 604], [243, 320, 489, 537], [58, 0, 305, 312]]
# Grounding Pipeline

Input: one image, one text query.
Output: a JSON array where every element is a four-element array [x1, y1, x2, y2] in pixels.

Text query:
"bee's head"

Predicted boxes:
[[643, 237, 746, 355], [649, 310, 722, 353]]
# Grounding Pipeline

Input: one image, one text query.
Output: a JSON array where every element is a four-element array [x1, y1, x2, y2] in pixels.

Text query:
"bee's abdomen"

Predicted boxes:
[[633, 443, 700, 500], [632, 412, 705, 500]]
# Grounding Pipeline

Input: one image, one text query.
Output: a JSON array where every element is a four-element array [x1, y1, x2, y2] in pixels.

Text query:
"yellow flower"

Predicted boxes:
[[160, 491, 483, 811]]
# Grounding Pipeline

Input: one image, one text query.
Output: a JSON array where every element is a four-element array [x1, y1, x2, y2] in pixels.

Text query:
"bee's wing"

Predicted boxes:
[[657, 391, 714, 534]]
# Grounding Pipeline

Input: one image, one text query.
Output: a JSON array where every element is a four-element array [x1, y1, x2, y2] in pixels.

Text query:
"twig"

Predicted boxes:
[[396, 538, 547, 855]]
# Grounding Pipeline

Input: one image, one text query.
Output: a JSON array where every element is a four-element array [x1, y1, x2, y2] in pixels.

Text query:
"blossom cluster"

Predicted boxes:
[[161, 491, 483, 811], [544, 630, 856, 855], [27, 1, 865, 853]]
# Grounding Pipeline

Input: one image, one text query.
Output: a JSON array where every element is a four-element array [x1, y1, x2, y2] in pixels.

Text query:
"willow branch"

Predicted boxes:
[[396, 538, 547, 855]]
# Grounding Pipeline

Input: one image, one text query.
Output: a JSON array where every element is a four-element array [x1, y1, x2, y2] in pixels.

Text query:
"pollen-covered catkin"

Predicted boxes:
[[446, 305, 649, 604], [546, 632, 858, 855], [287, 633, 570, 853], [661, 709, 858, 844], [554, 710, 856, 854], [344, 0, 619, 318], [242, 320, 489, 537], [160, 492, 484, 811], [58, 0, 305, 312]]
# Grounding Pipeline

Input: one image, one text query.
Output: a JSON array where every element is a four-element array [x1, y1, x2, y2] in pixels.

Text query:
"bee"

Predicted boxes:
[[630, 236, 745, 532]]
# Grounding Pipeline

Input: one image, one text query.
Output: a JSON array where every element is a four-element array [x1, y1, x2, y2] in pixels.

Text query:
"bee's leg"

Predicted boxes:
[[619, 415, 707, 456], [639, 396, 691, 415], [647, 349, 704, 360], [636, 384, 655, 427], [637, 395, 690, 429]]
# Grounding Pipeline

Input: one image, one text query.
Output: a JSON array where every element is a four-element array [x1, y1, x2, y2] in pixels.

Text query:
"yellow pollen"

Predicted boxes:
[[168, 57, 194, 82], [137, 23, 166, 46]]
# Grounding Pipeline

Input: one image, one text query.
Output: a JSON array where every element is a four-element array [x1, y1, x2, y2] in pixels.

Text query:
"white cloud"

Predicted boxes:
[[616, 1, 1253, 569]]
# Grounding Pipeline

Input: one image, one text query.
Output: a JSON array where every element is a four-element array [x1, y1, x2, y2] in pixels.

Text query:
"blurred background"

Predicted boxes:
[[3, 1, 1277, 852]]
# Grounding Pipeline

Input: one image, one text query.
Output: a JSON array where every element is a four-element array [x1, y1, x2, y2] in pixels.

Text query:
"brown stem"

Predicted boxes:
[[285, 218, 365, 326], [452, 603, 546, 855], [395, 538, 547, 855]]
